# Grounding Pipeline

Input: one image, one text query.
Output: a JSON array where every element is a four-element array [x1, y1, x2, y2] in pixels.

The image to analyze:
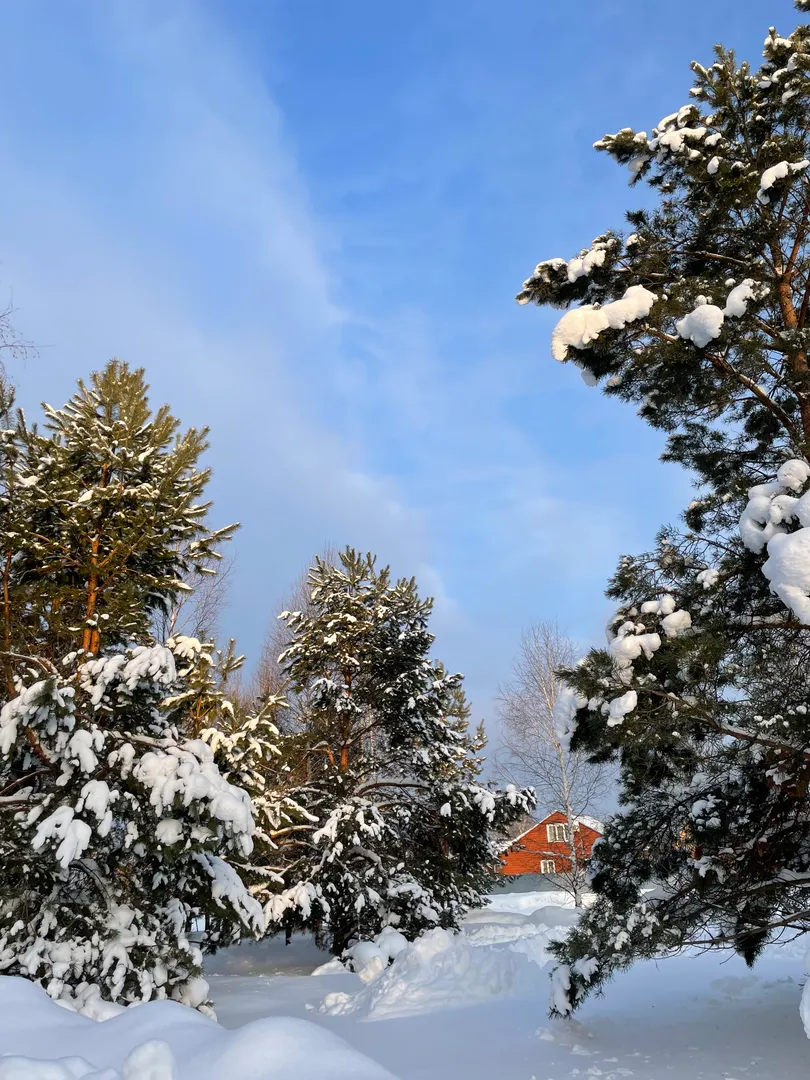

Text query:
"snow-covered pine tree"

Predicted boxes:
[[516, 8, 810, 1019], [202, 689, 321, 933], [441, 674, 488, 783], [0, 362, 262, 1015], [264, 548, 533, 954]]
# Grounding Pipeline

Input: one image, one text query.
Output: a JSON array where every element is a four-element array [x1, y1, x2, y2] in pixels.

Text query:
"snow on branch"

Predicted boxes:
[[549, 286, 658, 361], [738, 458, 810, 624]]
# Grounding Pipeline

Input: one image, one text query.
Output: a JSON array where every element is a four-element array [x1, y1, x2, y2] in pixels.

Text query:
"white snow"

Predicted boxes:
[[0, 976, 394, 1080], [740, 460, 810, 624], [31, 807, 92, 869], [194, 853, 264, 931], [778, 459, 810, 492], [523, 239, 616, 292], [332, 928, 410, 984], [319, 899, 581, 1022], [566, 242, 608, 283], [11, 890, 810, 1080], [724, 278, 758, 318], [156, 819, 184, 846], [574, 815, 603, 834], [580, 366, 598, 386], [675, 280, 761, 350], [641, 594, 677, 616], [697, 567, 719, 589], [551, 683, 587, 751], [757, 159, 810, 204], [608, 622, 661, 681], [763, 529, 810, 624], [661, 608, 692, 637], [550, 285, 658, 361], [656, 125, 706, 153], [320, 927, 521, 1020], [0, 1040, 177, 1080], [740, 480, 788, 554], [133, 743, 255, 846], [213, 891, 810, 1079], [605, 690, 637, 727], [676, 302, 724, 348]]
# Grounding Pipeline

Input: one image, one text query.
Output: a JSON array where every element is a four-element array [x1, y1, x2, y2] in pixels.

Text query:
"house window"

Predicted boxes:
[[540, 859, 556, 874], [546, 823, 567, 843]]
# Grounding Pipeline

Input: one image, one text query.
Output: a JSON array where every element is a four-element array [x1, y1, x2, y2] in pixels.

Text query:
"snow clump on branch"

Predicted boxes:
[[756, 159, 810, 204], [740, 459, 810, 624], [676, 280, 763, 349], [549, 286, 658, 361]]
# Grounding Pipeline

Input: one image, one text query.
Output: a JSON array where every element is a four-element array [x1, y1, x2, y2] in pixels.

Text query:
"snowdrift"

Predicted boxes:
[[0, 976, 395, 1080], [319, 901, 578, 1020], [321, 927, 520, 1020]]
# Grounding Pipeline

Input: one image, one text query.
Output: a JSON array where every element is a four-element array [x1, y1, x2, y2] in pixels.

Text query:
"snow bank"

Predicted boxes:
[[326, 928, 410, 984], [462, 904, 578, 946], [467, 906, 578, 968], [320, 927, 522, 1021], [0, 976, 395, 1080], [319, 901, 581, 1021], [484, 889, 591, 913]]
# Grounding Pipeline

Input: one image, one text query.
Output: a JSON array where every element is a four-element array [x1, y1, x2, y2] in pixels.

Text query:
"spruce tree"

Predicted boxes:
[[0, 362, 261, 1014], [517, 7, 810, 1018], [260, 548, 533, 954]]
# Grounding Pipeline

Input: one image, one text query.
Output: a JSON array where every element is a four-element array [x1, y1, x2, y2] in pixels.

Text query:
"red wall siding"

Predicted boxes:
[[499, 811, 601, 875]]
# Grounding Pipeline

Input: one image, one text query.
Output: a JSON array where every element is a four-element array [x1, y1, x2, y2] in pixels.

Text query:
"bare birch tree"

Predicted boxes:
[[495, 621, 613, 904], [0, 296, 36, 415]]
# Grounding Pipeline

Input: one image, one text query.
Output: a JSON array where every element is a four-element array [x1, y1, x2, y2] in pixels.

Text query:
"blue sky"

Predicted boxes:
[[0, 0, 795, 743]]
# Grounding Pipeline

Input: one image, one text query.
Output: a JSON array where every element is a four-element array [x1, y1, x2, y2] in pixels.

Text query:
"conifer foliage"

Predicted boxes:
[[0, 362, 261, 1015], [255, 549, 533, 954], [518, 6, 810, 1017], [202, 691, 319, 932]]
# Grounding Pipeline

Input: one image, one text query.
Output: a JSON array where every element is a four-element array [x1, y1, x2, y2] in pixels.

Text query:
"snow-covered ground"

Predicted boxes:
[[2, 891, 809, 1079]]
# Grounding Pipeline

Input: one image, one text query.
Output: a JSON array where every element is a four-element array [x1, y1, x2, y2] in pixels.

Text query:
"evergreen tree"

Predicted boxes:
[[202, 690, 319, 932], [516, 7, 810, 1018], [0, 362, 261, 1014], [259, 548, 533, 954]]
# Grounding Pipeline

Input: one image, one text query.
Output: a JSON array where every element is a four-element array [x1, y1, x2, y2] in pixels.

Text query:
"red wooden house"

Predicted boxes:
[[499, 810, 603, 877]]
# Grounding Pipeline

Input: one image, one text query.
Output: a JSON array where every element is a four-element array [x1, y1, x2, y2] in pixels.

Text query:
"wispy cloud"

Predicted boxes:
[[0, 0, 442, 654]]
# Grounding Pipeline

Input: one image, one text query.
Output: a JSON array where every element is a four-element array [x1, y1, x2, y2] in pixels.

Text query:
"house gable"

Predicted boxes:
[[499, 810, 603, 876]]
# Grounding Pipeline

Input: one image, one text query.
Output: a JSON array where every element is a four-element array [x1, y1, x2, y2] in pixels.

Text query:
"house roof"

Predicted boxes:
[[535, 810, 604, 833], [574, 815, 604, 834]]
